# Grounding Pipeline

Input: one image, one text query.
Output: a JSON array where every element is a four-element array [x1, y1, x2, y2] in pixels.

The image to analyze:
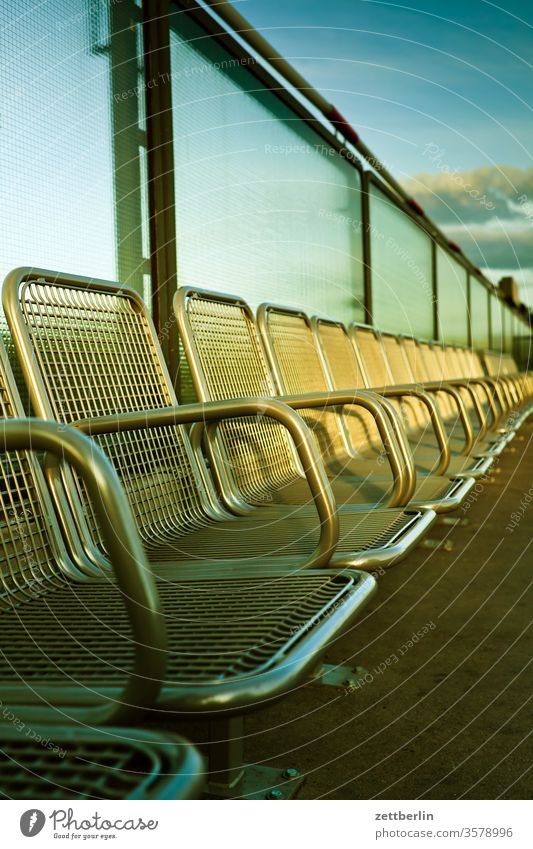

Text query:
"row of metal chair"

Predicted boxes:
[[0, 268, 377, 799], [0, 267, 530, 799]]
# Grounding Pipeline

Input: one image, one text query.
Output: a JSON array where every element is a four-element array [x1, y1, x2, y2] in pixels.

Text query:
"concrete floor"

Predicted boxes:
[[245, 421, 533, 799]]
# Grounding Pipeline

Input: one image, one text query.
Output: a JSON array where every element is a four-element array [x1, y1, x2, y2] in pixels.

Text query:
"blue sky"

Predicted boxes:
[[234, 0, 533, 304], [239, 0, 533, 178]]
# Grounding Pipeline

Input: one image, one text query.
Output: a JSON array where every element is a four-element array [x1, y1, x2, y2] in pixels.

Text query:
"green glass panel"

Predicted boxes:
[[490, 295, 503, 351], [436, 247, 469, 345], [170, 13, 365, 320], [368, 182, 434, 338], [470, 277, 490, 349], [0, 0, 146, 295]]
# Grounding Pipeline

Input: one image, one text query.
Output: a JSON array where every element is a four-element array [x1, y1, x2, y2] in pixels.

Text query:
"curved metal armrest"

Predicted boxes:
[[74, 398, 339, 570], [450, 378, 499, 428], [277, 389, 414, 507], [405, 382, 475, 454], [485, 374, 517, 409], [0, 419, 166, 725], [370, 385, 450, 476], [424, 378, 490, 435]]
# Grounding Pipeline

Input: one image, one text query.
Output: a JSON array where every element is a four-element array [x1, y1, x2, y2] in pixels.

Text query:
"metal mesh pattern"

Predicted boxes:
[[380, 334, 428, 433], [351, 328, 390, 388], [316, 321, 383, 455], [418, 343, 441, 379], [417, 344, 460, 418], [351, 328, 423, 436], [183, 294, 301, 503], [17, 280, 213, 552], [0, 385, 65, 611], [148, 505, 413, 562], [262, 310, 348, 461], [336, 508, 414, 550], [446, 348, 463, 379], [381, 335, 413, 384], [170, 12, 365, 321], [401, 337, 429, 383], [432, 346, 453, 381], [0, 734, 164, 800], [0, 573, 359, 684], [484, 353, 504, 376]]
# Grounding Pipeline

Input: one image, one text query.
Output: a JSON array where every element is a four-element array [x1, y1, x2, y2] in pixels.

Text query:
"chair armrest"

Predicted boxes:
[[421, 378, 490, 435], [370, 386, 450, 476], [74, 398, 339, 570], [395, 382, 475, 454], [277, 389, 414, 508], [0, 418, 166, 725]]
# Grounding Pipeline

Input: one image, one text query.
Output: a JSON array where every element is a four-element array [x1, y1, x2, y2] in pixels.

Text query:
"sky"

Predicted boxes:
[[232, 0, 533, 305]]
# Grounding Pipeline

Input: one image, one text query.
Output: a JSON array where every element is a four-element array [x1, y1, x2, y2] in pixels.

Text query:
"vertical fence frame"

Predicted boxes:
[[142, 0, 530, 381], [142, 0, 181, 392]]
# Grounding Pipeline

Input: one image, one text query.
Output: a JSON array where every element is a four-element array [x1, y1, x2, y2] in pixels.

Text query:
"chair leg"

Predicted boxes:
[[205, 717, 304, 800]]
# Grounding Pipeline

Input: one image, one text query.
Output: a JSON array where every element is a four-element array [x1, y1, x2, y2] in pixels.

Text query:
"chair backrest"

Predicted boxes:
[[468, 349, 485, 378], [0, 344, 77, 610], [483, 351, 507, 378], [349, 325, 392, 388], [452, 346, 470, 378], [3, 269, 220, 561], [430, 343, 454, 381], [175, 287, 302, 505], [0, 341, 166, 721], [504, 354, 519, 373], [312, 317, 382, 454], [417, 340, 441, 380], [257, 304, 351, 461], [449, 346, 466, 379], [380, 332, 416, 385], [399, 336, 430, 384]]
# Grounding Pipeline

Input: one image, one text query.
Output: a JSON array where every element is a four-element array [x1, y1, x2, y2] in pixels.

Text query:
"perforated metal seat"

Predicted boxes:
[[255, 303, 475, 514], [0, 726, 204, 800], [1, 569, 369, 710], [349, 325, 495, 479], [0, 323, 376, 795], [481, 350, 532, 422], [176, 287, 438, 568], [0, 411, 371, 720], [413, 339, 516, 454], [3, 269, 432, 572]]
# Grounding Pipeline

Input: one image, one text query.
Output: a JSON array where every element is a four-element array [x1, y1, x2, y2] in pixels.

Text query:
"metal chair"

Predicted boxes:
[[176, 286, 438, 569], [257, 303, 475, 514], [414, 339, 517, 454], [0, 726, 204, 800], [369, 328, 496, 478], [481, 350, 532, 421], [2, 267, 377, 797]]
